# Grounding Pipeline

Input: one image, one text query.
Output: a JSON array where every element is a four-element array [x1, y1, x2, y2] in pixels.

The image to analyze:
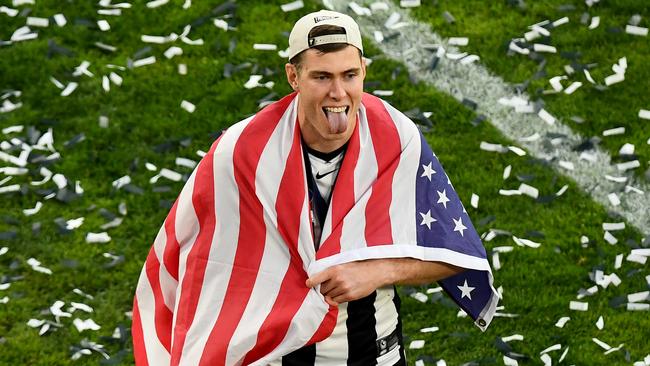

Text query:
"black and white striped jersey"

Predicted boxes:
[[269, 286, 406, 366]]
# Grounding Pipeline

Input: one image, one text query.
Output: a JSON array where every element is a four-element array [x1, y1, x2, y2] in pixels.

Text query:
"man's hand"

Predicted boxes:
[[306, 260, 388, 306], [306, 258, 463, 306]]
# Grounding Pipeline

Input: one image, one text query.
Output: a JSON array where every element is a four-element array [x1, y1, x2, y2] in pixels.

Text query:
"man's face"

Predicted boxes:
[[285, 45, 366, 150]]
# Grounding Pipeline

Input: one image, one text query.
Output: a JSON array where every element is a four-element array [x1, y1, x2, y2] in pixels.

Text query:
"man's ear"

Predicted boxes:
[[285, 63, 298, 91], [360, 57, 367, 80]]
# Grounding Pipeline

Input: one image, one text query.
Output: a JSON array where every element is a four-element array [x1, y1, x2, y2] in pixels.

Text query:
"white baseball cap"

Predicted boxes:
[[287, 10, 363, 60]]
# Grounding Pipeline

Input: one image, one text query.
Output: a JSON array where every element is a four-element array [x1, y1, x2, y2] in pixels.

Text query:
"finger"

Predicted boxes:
[[324, 296, 338, 307], [321, 285, 346, 299], [306, 268, 332, 288]]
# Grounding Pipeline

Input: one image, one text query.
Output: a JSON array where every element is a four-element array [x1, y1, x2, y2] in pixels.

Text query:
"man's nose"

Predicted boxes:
[[328, 78, 346, 99]]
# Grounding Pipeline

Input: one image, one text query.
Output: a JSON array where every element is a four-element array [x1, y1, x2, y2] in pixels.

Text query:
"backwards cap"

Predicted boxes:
[[287, 10, 363, 60]]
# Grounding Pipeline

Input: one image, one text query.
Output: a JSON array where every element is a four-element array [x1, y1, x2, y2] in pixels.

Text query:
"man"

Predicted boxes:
[[132, 10, 498, 366]]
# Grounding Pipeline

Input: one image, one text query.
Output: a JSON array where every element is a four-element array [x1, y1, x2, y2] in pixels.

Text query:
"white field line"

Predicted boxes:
[[324, 0, 650, 237]]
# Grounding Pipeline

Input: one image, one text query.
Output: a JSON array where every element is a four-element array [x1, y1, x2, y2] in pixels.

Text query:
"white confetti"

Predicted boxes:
[[420, 326, 439, 333], [109, 72, 122, 86], [638, 109, 650, 120], [26, 17, 49, 27], [409, 340, 425, 349], [180, 100, 195, 113], [626, 25, 648, 36], [540, 343, 562, 354], [73, 318, 101, 332], [604, 72, 625, 86], [503, 165, 511, 180], [513, 235, 541, 248], [280, 0, 304, 12], [133, 56, 156, 68], [617, 160, 640, 171], [175, 157, 197, 169], [564, 81, 582, 94], [164, 46, 183, 59], [410, 292, 428, 303], [603, 222, 625, 231], [400, 0, 421, 7], [615, 254, 623, 269], [0, 6, 19, 17], [69, 302, 93, 313], [86, 232, 111, 243], [518, 183, 539, 198], [112, 175, 131, 189], [533, 44, 557, 53], [253, 43, 277, 51], [538, 108, 556, 124], [569, 301, 588, 311], [592, 337, 611, 350], [604, 231, 618, 244], [499, 189, 522, 196], [146, 0, 169, 8], [97, 20, 110, 31], [628, 291, 649, 303], [627, 303, 649, 311], [596, 315, 604, 330], [540, 354, 551, 366], [372, 90, 394, 96], [502, 334, 524, 342], [470, 193, 479, 209], [503, 355, 519, 366], [507, 145, 526, 156], [60, 82, 78, 97], [607, 193, 620, 206], [603, 127, 625, 136], [448, 37, 468, 46], [178, 63, 187, 75], [588, 16, 600, 29]]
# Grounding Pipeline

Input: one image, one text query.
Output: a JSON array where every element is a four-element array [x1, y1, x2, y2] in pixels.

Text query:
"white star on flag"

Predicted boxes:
[[457, 279, 475, 300], [419, 209, 437, 230], [436, 189, 450, 208], [453, 216, 467, 236], [420, 162, 436, 181]]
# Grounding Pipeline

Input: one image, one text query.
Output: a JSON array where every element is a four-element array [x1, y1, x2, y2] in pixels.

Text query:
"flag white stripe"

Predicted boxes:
[[178, 120, 248, 365], [226, 215, 292, 364], [226, 100, 298, 363], [135, 266, 172, 364], [309, 245, 491, 276], [383, 101, 419, 244], [151, 225, 177, 311]]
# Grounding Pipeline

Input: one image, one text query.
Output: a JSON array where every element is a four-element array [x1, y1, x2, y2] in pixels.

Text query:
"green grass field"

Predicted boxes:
[[1, 0, 648, 365]]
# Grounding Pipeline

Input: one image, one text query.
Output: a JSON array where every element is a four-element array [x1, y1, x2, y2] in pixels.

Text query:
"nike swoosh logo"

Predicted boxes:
[[315, 170, 336, 179]]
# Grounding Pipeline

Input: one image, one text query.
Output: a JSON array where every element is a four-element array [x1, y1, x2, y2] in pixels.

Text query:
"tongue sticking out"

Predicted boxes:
[[325, 110, 348, 134]]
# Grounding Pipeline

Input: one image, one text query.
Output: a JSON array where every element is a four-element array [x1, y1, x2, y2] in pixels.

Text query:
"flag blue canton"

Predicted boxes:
[[415, 132, 495, 327]]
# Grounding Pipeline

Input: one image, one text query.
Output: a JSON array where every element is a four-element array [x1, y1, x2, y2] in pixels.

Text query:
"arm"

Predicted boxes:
[[306, 258, 463, 306]]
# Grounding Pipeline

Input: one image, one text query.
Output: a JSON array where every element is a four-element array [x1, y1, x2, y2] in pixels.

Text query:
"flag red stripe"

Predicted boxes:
[[362, 94, 400, 246], [132, 297, 149, 366], [316, 118, 361, 260], [199, 94, 296, 365], [242, 122, 309, 364], [145, 248, 173, 352], [169, 140, 219, 365], [162, 201, 180, 281]]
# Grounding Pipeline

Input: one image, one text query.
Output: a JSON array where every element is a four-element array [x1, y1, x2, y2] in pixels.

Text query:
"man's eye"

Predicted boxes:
[[317, 75, 328, 80], [346, 73, 357, 79]]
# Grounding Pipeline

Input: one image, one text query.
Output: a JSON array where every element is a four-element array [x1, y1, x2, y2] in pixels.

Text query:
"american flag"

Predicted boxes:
[[132, 92, 498, 365]]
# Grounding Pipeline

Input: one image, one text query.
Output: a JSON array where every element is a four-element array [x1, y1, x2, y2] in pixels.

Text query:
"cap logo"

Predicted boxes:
[[314, 15, 338, 23]]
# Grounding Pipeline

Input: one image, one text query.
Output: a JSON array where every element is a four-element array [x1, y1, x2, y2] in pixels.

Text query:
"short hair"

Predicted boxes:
[[289, 25, 362, 72]]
